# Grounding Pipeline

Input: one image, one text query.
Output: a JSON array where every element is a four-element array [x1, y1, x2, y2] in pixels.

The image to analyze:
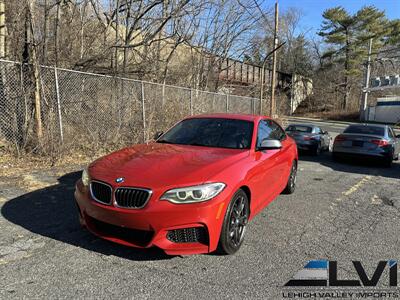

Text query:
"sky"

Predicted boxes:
[[277, 0, 400, 37]]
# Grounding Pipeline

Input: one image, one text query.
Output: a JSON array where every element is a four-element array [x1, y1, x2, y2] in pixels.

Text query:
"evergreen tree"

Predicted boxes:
[[318, 6, 400, 110]]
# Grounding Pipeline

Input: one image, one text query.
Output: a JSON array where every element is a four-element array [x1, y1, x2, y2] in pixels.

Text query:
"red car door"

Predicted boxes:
[[248, 119, 285, 214], [269, 120, 293, 191]]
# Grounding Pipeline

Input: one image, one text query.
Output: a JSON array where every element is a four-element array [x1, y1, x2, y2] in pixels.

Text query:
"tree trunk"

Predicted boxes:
[[26, 0, 43, 142], [122, 0, 132, 74], [343, 30, 350, 110], [55, 1, 61, 66], [0, 0, 6, 58], [42, 0, 48, 64], [156, 0, 169, 81], [114, 0, 120, 73], [79, 1, 87, 60], [343, 76, 350, 110]]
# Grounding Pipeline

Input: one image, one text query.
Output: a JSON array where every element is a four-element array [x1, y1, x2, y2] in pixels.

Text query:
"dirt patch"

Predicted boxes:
[[20, 174, 54, 192]]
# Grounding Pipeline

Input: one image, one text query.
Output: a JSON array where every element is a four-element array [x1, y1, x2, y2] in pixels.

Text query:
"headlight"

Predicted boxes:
[[81, 167, 90, 186], [160, 183, 226, 204]]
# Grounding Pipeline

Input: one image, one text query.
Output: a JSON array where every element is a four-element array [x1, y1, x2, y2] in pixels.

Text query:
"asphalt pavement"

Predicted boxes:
[[0, 118, 399, 299]]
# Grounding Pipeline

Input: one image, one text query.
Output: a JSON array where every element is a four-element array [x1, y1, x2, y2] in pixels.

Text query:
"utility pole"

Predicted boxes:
[[270, 0, 279, 118], [360, 38, 373, 121], [259, 42, 285, 115], [0, 0, 5, 58]]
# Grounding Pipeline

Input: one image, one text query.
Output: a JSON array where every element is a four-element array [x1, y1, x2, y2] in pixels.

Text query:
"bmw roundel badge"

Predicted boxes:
[[115, 177, 125, 183]]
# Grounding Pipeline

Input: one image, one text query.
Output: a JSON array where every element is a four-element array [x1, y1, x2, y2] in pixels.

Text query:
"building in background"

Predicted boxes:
[[367, 96, 400, 124]]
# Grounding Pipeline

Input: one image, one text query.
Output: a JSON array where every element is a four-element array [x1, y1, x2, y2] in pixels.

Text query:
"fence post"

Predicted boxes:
[[141, 81, 146, 142], [190, 88, 193, 115], [226, 94, 229, 112], [54, 66, 64, 143]]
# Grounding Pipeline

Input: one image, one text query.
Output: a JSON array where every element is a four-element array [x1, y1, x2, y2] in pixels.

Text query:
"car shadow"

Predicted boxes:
[[1, 171, 173, 261], [298, 151, 400, 180]]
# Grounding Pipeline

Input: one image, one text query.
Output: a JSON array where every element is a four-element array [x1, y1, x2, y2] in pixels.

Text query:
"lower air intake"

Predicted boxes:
[[167, 227, 208, 244], [88, 216, 154, 247]]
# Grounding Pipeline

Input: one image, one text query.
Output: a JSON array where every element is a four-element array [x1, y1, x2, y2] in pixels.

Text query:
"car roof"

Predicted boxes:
[[185, 113, 268, 122], [346, 123, 388, 128]]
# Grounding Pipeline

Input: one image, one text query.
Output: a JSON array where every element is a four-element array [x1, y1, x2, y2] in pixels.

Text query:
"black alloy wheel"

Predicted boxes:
[[218, 189, 249, 255], [282, 160, 297, 194]]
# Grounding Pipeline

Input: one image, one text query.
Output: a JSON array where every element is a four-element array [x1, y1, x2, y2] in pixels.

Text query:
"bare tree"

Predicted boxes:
[[5, 0, 269, 88], [188, 0, 263, 91], [25, 0, 43, 141]]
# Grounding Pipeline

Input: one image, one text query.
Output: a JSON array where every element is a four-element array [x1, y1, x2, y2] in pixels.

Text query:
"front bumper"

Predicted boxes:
[[74, 180, 228, 255]]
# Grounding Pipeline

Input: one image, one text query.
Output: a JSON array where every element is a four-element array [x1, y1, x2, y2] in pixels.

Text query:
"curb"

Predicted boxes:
[[282, 116, 354, 126]]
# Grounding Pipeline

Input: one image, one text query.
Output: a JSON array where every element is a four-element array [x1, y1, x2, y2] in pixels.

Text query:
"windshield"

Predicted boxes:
[[344, 125, 384, 136], [157, 118, 254, 149], [286, 125, 312, 133]]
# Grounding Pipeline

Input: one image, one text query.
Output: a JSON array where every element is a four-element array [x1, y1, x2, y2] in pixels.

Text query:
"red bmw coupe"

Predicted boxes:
[[74, 114, 298, 255]]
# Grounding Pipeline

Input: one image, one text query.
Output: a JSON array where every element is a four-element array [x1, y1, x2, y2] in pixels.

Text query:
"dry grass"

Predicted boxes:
[[0, 149, 96, 178], [0, 149, 99, 194]]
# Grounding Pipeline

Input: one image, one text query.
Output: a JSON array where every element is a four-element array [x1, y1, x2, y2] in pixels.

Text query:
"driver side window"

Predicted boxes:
[[270, 121, 286, 141]]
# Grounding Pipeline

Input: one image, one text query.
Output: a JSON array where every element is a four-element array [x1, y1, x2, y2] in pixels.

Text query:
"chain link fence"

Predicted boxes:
[[0, 59, 261, 156]]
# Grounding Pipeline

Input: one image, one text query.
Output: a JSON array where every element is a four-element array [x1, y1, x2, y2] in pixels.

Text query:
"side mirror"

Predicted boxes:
[[257, 139, 282, 151], [323, 131, 329, 135], [396, 134, 400, 139], [154, 131, 164, 140]]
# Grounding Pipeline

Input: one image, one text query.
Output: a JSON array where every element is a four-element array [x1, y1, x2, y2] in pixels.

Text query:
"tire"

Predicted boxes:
[[383, 152, 393, 168], [282, 160, 297, 194], [332, 152, 341, 162], [217, 189, 249, 255], [395, 153, 399, 161], [311, 142, 321, 156], [384, 158, 393, 168]]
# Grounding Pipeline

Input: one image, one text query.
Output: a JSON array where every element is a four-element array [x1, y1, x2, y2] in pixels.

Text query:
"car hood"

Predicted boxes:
[[89, 143, 249, 189]]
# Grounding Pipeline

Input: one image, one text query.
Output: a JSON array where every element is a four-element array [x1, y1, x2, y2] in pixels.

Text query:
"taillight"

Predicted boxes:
[[335, 135, 346, 142], [370, 139, 389, 147], [303, 135, 316, 141]]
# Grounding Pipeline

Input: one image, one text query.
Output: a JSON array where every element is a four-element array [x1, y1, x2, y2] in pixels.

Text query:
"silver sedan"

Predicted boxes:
[[332, 124, 400, 167], [285, 124, 331, 155]]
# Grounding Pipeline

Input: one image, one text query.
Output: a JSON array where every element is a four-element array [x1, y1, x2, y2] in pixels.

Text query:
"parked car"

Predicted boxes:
[[74, 114, 298, 255], [285, 124, 331, 155], [332, 124, 400, 167]]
